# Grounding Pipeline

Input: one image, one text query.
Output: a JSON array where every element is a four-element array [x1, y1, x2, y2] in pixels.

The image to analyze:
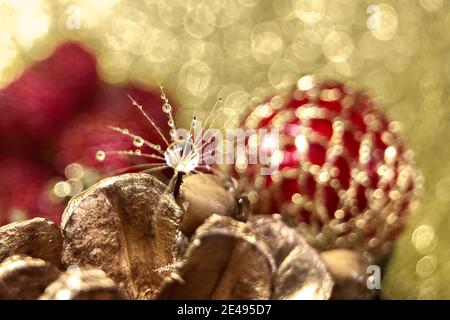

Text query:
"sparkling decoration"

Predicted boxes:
[[233, 77, 421, 261], [0, 0, 449, 300]]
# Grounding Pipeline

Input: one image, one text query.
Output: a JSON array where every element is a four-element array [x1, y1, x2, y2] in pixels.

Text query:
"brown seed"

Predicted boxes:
[[157, 215, 275, 300], [248, 215, 334, 300], [40, 266, 127, 300], [177, 174, 239, 236], [0, 218, 63, 269], [0, 255, 61, 300], [320, 249, 371, 300], [61, 173, 182, 299]]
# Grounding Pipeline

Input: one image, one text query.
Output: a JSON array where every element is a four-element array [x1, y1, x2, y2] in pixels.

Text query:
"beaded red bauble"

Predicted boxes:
[[234, 76, 420, 260]]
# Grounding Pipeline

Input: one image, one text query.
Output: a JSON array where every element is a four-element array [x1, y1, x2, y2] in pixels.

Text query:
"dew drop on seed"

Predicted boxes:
[[162, 103, 172, 113], [96, 151, 106, 161], [133, 136, 144, 147]]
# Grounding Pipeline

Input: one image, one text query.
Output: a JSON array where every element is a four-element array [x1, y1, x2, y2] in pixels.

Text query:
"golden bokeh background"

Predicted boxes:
[[1, 0, 449, 299]]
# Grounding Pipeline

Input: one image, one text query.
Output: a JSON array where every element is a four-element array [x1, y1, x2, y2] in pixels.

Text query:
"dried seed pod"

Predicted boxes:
[[40, 266, 127, 300], [177, 174, 239, 236], [248, 215, 333, 300], [0, 255, 61, 300], [0, 218, 63, 269], [61, 173, 182, 299], [157, 215, 275, 300], [320, 249, 372, 300]]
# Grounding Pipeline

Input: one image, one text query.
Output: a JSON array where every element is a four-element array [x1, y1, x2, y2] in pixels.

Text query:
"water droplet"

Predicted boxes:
[[133, 136, 144, 147], [135, 149, 142, 155], [162, 103, 172, 113], [168, 119, 175, 127], [155, 145, 161, 151], [164, 140, 200, 173], [236, 196, 251, 222], [218, 97, 223, 102], [123, 129, 129, 134], [96, 151, 106, 161], [170, 129, 177, 137]]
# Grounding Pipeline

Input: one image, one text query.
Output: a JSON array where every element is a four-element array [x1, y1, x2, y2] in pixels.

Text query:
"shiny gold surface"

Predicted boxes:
[[0, 0, 449, 298]]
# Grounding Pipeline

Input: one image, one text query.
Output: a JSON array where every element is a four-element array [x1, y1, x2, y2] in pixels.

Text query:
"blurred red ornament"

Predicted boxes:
[[0, 157, 63, 226], [0, 41, 177, 227], [234, 76, 421, 260], [0, 42, 98, 146], [0, 41, 99, 226]]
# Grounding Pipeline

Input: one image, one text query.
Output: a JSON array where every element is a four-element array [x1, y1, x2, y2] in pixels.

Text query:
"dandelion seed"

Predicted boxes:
[[96, 85, 229, 198]]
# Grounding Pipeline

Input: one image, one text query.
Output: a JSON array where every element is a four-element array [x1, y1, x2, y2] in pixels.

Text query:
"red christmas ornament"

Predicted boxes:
[[234, 76, 420, 260]]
